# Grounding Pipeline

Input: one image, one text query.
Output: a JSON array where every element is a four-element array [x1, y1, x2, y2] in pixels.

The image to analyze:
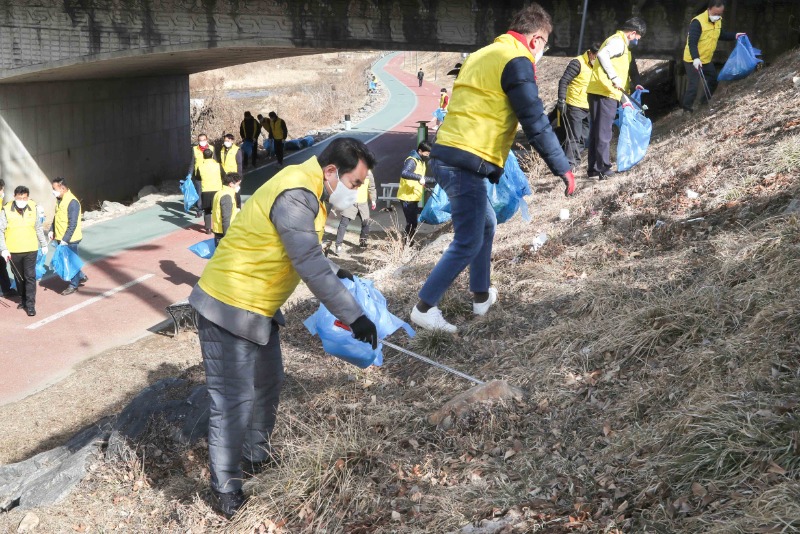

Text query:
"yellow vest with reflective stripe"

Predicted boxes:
[[565, 52, 593, 110], [211, 187, 239, 234], [198, 156, 327, 317], [684, 12, 722, 63], [356, 176, 371, 204], [587, 31, 631, 101], [54, 189, 82, 242], [270, 118, 286, 140], [397, 156, 426, 202], [193, 145, 213, 173], [199, 158, 222, 193], [3, 200, 39, 253], [220, 145, 240, 175], [435, 33, 534, 168]]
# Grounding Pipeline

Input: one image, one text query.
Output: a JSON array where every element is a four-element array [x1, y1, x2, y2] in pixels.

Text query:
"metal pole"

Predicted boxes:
[[382, 341, 485, 385], [577, 0, 590, 56]]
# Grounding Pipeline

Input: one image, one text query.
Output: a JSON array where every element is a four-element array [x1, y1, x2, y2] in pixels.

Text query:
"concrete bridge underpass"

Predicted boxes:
[[0, 0, 798, 209]]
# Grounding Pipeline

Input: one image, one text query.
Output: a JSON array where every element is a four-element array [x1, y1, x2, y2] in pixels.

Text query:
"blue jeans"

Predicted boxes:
[[66, 242, 87, 288], [418, 160, 496, 307]]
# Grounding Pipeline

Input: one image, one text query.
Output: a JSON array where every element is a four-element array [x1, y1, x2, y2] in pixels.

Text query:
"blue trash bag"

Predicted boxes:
[[35, 250, 47, 280], [263, 138, 274, 156], [432, 108, 447, 122], [614, 87, 649, 127], [718, 35, 763, 81], [180, 177, 199, 214], [6, 261, 15, 290], [419, 184, 452, 225], [304, 275, 415, 368], [299, 135, 315, 148], [488, 151, 533, 224], [188, 238, 216, 259], [51, 244, 84, 282], [369, 80, 377, 91], [616, 104, 653, 172], [241, 139, 254, 157]]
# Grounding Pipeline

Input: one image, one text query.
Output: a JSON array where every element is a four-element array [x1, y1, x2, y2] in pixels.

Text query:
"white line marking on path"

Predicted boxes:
[[26, 274, 155, 330]]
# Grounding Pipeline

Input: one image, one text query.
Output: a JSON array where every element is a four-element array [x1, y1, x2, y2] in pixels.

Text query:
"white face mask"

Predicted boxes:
[[52, 189, 61, 198], [535, 49, 544, 63], [328, 170, 359, 211], [709, 14, 721, 22], [224, 141, 233, 148], [15, 199, 28, 209], [199, 140, 208, 147], [1, 191, 5, 200], [234, 184, 241, 193]]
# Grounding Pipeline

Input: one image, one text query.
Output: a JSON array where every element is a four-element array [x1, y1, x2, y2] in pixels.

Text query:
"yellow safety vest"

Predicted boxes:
[[587, 31, 631, 101], [435, 33, 534, 168], [356, 175, 371, 204], [3, 200, 39, 253], [198, 156, 327, 317], [684, 12, 722, 63], [211, 186, 239, 234], [220, 145, 240, 175], [270, 118, 286, 140], [193, 145, 213, 174], [199, 158, 223, 193], [397, 156, 426, 202], [54, 189, 82, 242], [565, 52, 594, 110], [439, 93, 448, 109]]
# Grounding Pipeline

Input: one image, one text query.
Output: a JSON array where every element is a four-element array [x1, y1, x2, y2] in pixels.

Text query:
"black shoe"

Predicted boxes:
[[3, 288, 18, 297], [598, 171, 615, 181], [26, 307, 36, 317], [79, 276, 88, 286], [359, 239, 367, 248], [17, 302, 25, 309], [209, 489, 246, 519], [61, 286, 77, 296]]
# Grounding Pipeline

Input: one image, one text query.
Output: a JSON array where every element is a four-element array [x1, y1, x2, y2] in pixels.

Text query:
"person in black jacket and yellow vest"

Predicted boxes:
[[49, 177, 88, 295], [682, 0, 746, 113], [397, 141, 431, 245], [198, 149, 224, 234], [211, 173, 242, 247], [0, 186, 47, 316], [218, 133, 242, 177], [188, 137, 379, 520], [411, 3, 574, 334], [557, 43, 600, 170], [267, 111, 288, 166]]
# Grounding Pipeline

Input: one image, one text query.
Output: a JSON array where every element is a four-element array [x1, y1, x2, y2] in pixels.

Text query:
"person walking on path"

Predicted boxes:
[[0, 179, 15, 298], [397, 141, 431, 245], [557, 43, 600, 170], [188, 137, 379, 519], [239, 111, 261, 167], [682, 0, 747, 113], [187, 133, 213, 218], [334, 169, 377, 254], [417, 68, 424, 87], [198, 149, 224, 234], [211, 173, 242, 247], [267, 111, 288, 166], [410, 3, 575, 333], [0, 186, 47, 316], [48, 177, 88, 295], [586, 17, 647, 181], [218, 133, 243, 177]]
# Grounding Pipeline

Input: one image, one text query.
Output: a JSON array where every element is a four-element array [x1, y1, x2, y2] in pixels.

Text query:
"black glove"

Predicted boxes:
[[336, 269, 353, 281], [557, 100, 567, 115], [487, 168, 503, 185], [350, 315, 378, 349]]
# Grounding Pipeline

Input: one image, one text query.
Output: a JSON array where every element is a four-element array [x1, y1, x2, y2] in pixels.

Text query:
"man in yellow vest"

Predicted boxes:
[[218, 133, 242, 177], [199, 148, 224, 234], [48, 177, 87, 295], [334, 169, 377, 254], [0, 186, 47, 316], [397, 141, 431, 245], [267, 111, 288, 166], [557, 43, 600, 170], [412, 3, 574, 333], [211, 173, 242, 246], [586, 18, 647, 181], [187, 133, 213, 218], [239, 111, 261, 167], [188, 137, 379, 519], [683, 0, 746, 113]]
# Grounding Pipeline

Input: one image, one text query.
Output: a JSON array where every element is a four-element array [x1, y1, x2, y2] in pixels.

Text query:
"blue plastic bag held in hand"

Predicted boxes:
[[35, 250, 46, 280], [718, 35, 763, 81], [487, 151, 533, 224], [51, 244, 84, 282], [180, 177, 199, 214], [304, 275, 415, 368], [188, 238, 216, 259], [616, 104, 653, 172], [419, 184, 452, 225]]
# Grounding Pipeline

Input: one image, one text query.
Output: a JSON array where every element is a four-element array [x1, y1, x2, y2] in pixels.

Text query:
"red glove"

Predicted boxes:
[[562, 171, 576, 197], [735, 32, 746, 39], [635, 85, 644, 92]]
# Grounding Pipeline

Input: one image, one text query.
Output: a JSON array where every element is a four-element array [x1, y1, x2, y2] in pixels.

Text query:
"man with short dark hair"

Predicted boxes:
[[411, 3, 574, 333], [218, 133, 242, 177], [49, 177, 88, 295], [189, 137, 379, 519], [0, 186, 47, 316], [239, 111, 261, 167], [187, 133, 213, 218], [417, 68, 424, 87], [557, 43, 600, 170], [267, 111, 288, 166]]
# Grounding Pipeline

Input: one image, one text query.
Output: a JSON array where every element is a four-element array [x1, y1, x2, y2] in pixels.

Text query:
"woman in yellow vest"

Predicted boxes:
[[0, 186, 47, 316], [49, 177, 87, 295], [198, 148, 224, 234], [682, 0, 746, 113], [397, 141, 431, 244], [334, 169, 377, 254], [556, 43, 600, 170], [211, 173, 242, 246], [586, 18, 646, 180]]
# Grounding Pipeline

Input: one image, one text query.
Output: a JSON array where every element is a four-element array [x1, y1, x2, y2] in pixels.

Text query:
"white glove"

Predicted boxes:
[[60, 239, 69, 246], [48, 230, 54, 241], [1, 250, 9, 261], [692, 58, 702, 70], [419, 177, 426, 185], [735, 32, 746, 39], [41, 246, 48, 255], [610, 77, 624, 91], [371, 202, 377, 211]]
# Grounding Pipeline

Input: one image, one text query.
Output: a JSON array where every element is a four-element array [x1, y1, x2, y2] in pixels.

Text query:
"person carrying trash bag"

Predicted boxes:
[[211, 172, 242, 247], [397, 141, 431, 246], [198, 148, 224, 234], [0, 186, 48, 316], [683, 0, 747, 113], [412, 3, 575, 334], [557, 43, 600, 171], [188, 137, 379, 520], [186, 133, 213, 218], [48, 177, 88, 295]]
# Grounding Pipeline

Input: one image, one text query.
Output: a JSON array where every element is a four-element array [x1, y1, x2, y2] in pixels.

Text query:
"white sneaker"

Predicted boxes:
[[472, 287, 498, 316], [410, 305, 457, 333]]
